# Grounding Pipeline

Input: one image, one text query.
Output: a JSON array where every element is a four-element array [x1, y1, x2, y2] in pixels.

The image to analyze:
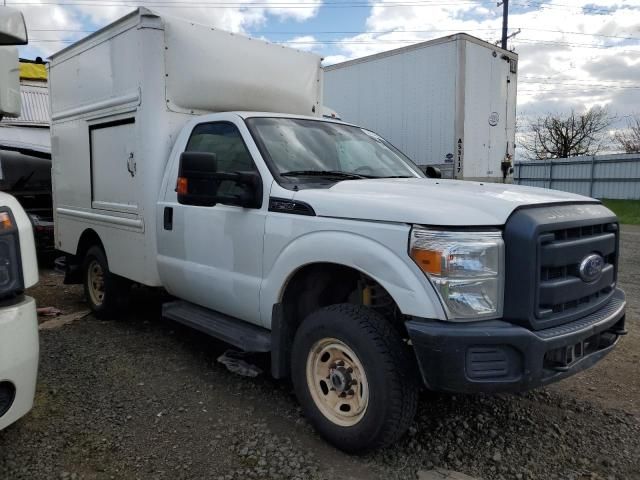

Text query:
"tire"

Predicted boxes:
[[82, 246, 130, 319], [291, 303, 419, 453]]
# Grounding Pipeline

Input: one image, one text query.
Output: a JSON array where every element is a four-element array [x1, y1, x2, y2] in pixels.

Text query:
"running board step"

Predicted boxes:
[[162, 301, 271, 352]]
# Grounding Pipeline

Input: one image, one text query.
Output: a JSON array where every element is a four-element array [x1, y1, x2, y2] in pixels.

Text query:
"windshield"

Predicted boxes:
[[246, 117, 424, 180]]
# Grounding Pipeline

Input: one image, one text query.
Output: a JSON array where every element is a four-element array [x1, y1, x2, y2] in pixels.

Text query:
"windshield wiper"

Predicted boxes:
[[280, 170, 370, 179], [376, 175, 414, 178]]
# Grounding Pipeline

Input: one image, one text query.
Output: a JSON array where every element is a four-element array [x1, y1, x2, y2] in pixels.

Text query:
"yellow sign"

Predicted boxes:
[[19, 63, 47, 81]]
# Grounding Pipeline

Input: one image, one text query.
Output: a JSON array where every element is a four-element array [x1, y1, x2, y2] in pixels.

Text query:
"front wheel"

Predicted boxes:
[[82, 246, 130, 319], [291, 304, 419, 453]]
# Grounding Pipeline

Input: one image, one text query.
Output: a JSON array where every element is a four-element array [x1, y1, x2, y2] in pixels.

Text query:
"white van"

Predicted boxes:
[[0, 7, 40, 431], [50, 9, 627, 452]]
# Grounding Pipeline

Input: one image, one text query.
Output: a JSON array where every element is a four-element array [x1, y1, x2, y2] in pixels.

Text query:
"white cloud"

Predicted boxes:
[[322, 54, 349, 66], [283, 35, 318, 52], [19, 0, 323, 58], [321, 0, 640, 132], [17, 3, 85, 56]]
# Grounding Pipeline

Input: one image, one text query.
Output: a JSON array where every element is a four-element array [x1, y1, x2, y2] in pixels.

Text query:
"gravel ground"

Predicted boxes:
[[1, 227, 639, 480]]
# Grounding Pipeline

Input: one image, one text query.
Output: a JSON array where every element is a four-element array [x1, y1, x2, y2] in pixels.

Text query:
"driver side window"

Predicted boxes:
[[185, 122, 258, 196]]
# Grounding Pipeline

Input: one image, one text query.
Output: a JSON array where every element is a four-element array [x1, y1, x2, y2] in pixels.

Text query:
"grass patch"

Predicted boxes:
[[601, 199, 640, 225]]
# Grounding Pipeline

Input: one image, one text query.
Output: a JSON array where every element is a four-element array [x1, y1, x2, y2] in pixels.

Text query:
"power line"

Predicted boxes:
[[9, 0, 640, 10], [522, 76, 640, 83], [30, 27, 502, 34], [26, 27, 640, 42], [518, 28, 640, 41], [512, 1, 640, 15], [6, 0, 490, 8], [520, 82, 640, 88], [26, 33, 640, 45], [30, 28, 96, 32], [519, 86, 640, 92], [514, 39, 640, 52], [25, 37, 640, 50]]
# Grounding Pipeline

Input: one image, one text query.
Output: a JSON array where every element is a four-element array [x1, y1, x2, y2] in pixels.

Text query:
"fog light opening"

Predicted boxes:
[[0, 381, 16, 418]]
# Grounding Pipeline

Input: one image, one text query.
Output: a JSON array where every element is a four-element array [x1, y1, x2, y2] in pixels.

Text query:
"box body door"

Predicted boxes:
[[90, 118, 138, 214]]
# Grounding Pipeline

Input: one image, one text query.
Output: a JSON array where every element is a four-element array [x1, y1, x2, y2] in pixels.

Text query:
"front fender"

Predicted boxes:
[[260, 229, 447, 327]]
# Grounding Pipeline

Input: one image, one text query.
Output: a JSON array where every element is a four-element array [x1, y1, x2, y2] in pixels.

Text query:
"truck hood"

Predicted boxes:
[[292, 178, 597, 226]]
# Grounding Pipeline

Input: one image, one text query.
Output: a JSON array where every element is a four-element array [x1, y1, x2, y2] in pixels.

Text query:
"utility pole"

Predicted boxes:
[[498, 0, 509, 50]]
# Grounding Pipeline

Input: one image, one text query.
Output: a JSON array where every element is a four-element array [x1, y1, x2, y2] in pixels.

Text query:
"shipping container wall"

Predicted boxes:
[[324, 40, 457, 167]]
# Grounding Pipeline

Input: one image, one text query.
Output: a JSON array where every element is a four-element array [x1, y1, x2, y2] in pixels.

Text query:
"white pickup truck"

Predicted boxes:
[[50, 9, 627, 452], [0, 7, 40, 431]]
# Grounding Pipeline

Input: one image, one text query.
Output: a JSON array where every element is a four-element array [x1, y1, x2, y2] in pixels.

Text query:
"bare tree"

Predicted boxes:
[[521, 107, 612, 160], [614, 115, 640, 154]]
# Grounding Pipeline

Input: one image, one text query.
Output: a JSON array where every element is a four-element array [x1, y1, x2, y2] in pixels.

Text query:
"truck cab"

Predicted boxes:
[[50, 9, 626, 453]]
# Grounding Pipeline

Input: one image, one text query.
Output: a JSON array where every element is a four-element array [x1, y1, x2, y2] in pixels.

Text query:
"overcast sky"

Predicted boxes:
[[13, 0, 640, 136]]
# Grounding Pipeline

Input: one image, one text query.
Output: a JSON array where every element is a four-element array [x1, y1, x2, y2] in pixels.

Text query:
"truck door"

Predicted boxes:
[[156, 121, 266, 326]]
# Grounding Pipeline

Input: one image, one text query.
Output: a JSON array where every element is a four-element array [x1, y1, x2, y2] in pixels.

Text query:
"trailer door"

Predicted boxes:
[[463, 41, 514, 181], [487, 49, 513, 179]]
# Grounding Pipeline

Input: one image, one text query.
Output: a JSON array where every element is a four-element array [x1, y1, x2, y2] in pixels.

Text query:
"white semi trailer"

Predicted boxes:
[[323, 33, 518, 182]]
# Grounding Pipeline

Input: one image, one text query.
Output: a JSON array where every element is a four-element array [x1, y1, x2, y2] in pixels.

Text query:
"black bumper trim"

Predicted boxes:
[[407, 288, 626, 394]]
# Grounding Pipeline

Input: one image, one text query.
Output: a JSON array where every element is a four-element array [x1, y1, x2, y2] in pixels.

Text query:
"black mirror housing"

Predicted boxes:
[[426, 166, 442, 179], [214, 174, 262, 209], [177, 151, 262, 208], [177, 152, 219, 206]]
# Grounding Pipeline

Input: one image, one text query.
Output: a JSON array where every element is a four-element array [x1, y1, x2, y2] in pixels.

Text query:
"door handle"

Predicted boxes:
[[127, 152, 136, 177], [164, 207, 173, 230]]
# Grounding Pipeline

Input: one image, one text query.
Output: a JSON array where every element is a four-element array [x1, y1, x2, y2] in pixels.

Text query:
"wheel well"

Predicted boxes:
[[272, 263, 407, 378], [76, 229, 104, 262], [63, 229, 104, 284]]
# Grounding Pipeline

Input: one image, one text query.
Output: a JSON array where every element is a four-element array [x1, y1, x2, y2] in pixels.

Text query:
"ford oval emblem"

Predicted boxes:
[[579, 254, 604, 283]]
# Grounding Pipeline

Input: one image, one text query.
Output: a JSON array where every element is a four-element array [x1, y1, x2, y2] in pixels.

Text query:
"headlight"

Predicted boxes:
[[410, 226, 504, 320], [0, 209, 24, 299]]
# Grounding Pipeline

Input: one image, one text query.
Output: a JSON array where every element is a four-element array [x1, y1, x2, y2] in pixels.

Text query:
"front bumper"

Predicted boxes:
[[0, 296, 39, 430], [407, 288, 626, 394]]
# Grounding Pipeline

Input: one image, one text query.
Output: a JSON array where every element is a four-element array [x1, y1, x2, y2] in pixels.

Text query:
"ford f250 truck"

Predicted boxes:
[[0, 6, 40, 431], [50, 9, 627, 452]]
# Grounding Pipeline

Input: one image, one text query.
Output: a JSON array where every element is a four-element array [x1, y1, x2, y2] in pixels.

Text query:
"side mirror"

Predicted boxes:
[[177, 152, 219, 207], [426, 166, 442, 179], [0, 8, 27, 119], [177, 151, 262, 208], [0, 8, 28, 45]]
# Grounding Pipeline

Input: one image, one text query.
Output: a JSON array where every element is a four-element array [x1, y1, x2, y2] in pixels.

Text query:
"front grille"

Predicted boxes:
[[503, 203, 619, 330], [538, 222, 617, 322]]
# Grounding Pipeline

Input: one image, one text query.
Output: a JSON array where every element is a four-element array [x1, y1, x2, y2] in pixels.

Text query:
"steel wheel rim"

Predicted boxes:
[[87, 260, 105, 307], [306, 337, 369, 427]]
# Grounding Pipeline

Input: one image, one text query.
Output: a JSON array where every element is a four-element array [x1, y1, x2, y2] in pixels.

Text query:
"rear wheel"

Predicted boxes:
[[291, 303, 419, 453], [82, 246, 130, 319]]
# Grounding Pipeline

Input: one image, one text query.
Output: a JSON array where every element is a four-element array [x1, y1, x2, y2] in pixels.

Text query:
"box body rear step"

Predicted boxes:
[[162, 301, 271, 352]]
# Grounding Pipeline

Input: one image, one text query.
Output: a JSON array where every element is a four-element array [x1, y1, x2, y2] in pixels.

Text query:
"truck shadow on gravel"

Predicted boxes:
[[1, 287, 639, 480]]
